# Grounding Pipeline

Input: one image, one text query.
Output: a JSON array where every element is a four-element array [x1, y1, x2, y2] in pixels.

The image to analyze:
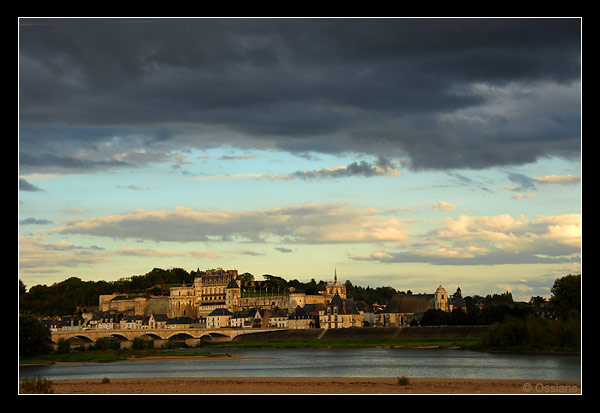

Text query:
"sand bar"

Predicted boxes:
[[42, 377, 581, 395]]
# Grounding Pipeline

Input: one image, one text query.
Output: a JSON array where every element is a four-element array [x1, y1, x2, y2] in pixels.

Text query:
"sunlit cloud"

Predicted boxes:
[[533, 174, 581, 184], [431, 201, 456, 211], [45, 203, 414, 244], [19, 235, 110, 271], [351, 213, 581, 266], [513, 193, 537, 200]]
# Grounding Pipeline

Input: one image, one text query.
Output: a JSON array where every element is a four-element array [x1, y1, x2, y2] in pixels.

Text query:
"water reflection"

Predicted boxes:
[[20, 348, 581, 382]]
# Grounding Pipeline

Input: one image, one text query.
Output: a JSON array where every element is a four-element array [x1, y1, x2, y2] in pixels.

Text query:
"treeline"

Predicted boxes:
[[480, 274, 581, 350], [19, 267, 194, 316], [418, 274, 581, 350], [418, 303, 533, 327], [481, 312, 581, 349]]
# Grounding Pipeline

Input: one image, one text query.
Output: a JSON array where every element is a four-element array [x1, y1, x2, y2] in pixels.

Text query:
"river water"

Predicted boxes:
[[19, 348, 581, 382]]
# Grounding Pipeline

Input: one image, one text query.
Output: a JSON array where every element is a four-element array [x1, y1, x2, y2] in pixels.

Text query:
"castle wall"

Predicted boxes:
[[145, 297, 169, 315], [305, 295, 326, 306], [239, 295, 289, 311]]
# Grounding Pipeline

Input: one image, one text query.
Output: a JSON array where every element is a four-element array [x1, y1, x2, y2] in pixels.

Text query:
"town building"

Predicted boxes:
[[288, 305, 318, 329], [206, 308, 234, 328], [318, 293, 362, 329], [148, 313, 169, 329]]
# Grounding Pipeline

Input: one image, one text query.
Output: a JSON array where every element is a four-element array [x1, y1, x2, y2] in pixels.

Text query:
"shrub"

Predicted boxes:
[[396, 376, 411, 385], [19, 314, 52, 358], [20, 376, 54, 394], [132, 337, 144, 350]]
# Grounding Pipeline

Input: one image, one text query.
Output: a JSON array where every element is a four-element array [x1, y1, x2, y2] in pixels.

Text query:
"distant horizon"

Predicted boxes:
[[19, 18, 581, 303]]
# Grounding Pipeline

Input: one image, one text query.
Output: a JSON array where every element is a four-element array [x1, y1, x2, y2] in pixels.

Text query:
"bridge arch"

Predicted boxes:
[[199, 333, 213, 342], [63, 335, 94, 345], [167, 332, 195, 341], [208, 332, 230, 339], [99, 333, 129, 342], [199, 331, 231, 343], [137, 333, 163, 340]]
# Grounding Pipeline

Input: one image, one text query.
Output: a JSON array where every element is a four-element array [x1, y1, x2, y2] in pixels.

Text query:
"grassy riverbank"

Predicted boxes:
[[218, 326, 485, 350], [20, 326, 579, 365], [19, 349, 229, 366], [205, 336, 481, 349], [204, 326, 579, 353]]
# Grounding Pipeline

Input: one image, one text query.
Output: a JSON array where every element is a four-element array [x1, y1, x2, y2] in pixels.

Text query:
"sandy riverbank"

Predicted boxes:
[[40, 377, 581, 395]]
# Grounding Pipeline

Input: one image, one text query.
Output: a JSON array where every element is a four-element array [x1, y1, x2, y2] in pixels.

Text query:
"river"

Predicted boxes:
[[19, 348, 581, 382]]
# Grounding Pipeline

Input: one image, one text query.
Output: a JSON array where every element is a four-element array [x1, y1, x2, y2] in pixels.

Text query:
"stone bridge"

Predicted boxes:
[[51, 327, 286, 348]]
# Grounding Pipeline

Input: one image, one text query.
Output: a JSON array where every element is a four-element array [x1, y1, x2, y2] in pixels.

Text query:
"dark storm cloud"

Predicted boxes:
[[19, 152, 131, 173], [288, 156, 401, 179], [275, 247, 293, 253], [19, 217, 53, 225], [19, 18, 581, 171], [507, 172, 537, 191], [19, 178, 44, 192]]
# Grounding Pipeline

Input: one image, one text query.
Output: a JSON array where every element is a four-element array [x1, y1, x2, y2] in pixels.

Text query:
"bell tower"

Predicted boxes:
[[434, 285, 449, 312]]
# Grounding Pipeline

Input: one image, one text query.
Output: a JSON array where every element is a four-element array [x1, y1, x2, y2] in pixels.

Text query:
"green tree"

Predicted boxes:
[[550, 274, 581, 319], [239, 272, 254, 282], [132, 337, 145, 350], [420, 309, 450, 326], [529, 296, 547, 307], [56, 338, 71, 354], [19, 314, 52, 358]]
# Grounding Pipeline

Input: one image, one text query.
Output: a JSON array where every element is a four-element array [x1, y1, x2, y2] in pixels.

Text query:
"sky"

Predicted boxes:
[[18, 18, 581, 301]]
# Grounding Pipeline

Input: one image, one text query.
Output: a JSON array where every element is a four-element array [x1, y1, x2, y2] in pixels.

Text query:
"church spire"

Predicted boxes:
[[334, 267, 337, 284]]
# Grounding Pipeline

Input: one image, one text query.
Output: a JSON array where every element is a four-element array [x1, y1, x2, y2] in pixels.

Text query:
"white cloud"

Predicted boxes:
[[46, 203, 414, 244]]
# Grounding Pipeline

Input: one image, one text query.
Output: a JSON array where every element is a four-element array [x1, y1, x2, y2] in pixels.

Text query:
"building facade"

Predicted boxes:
[[168, 268, 346, 319], [318, 293, 362, 329], [167, 269, 239, 317]]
